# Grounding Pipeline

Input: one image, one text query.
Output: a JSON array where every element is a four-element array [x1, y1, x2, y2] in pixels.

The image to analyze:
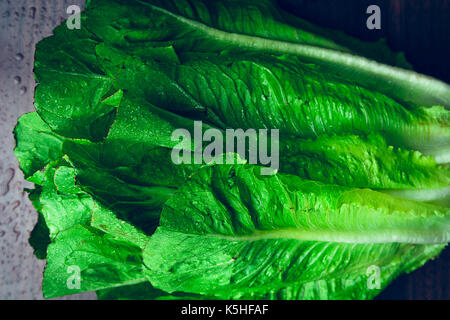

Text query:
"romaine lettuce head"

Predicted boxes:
[[14, 0, 449, 300]]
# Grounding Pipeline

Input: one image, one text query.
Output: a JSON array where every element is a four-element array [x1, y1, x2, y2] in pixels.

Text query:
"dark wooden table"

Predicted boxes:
[[0, 0, 448, 300]]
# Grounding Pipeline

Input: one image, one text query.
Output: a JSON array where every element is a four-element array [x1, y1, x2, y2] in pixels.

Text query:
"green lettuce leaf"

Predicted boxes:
[[144, 164, 449, 299], [281, 133, 450, 204], [82, 0, 450, 109], [40, 170, 153, 298], [33, 0, 450, 158], [43, 225, 146, 298]]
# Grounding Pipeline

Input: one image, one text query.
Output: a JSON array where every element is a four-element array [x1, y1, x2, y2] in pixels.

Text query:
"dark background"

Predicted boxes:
[[279, 0, 450, 84], [0, 0, 448, 300]]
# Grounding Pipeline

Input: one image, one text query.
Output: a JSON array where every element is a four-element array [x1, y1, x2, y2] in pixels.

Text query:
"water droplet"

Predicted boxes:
[[11, 200, 20, 211], [0, 168, 14, 196], [19, 86, 27, 95], [13, 224, 21, 241], [15, 53, 24, 61], [13, 76, 21, 85], [29, 7, 36, 19]]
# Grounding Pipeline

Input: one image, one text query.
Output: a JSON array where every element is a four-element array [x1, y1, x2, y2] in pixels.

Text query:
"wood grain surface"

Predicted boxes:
[[0, 0, 448, 300]]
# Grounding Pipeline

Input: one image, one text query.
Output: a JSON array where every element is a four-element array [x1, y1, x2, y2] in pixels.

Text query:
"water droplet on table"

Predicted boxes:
[[0, 168, 15, 196], [15, 53, 24, 61], [29, 7, 36, 19]]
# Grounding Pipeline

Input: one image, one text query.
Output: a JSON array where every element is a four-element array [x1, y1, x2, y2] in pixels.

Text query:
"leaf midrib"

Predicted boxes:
[[135, 0, 450, 108], [207, 227, 449, 244]]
